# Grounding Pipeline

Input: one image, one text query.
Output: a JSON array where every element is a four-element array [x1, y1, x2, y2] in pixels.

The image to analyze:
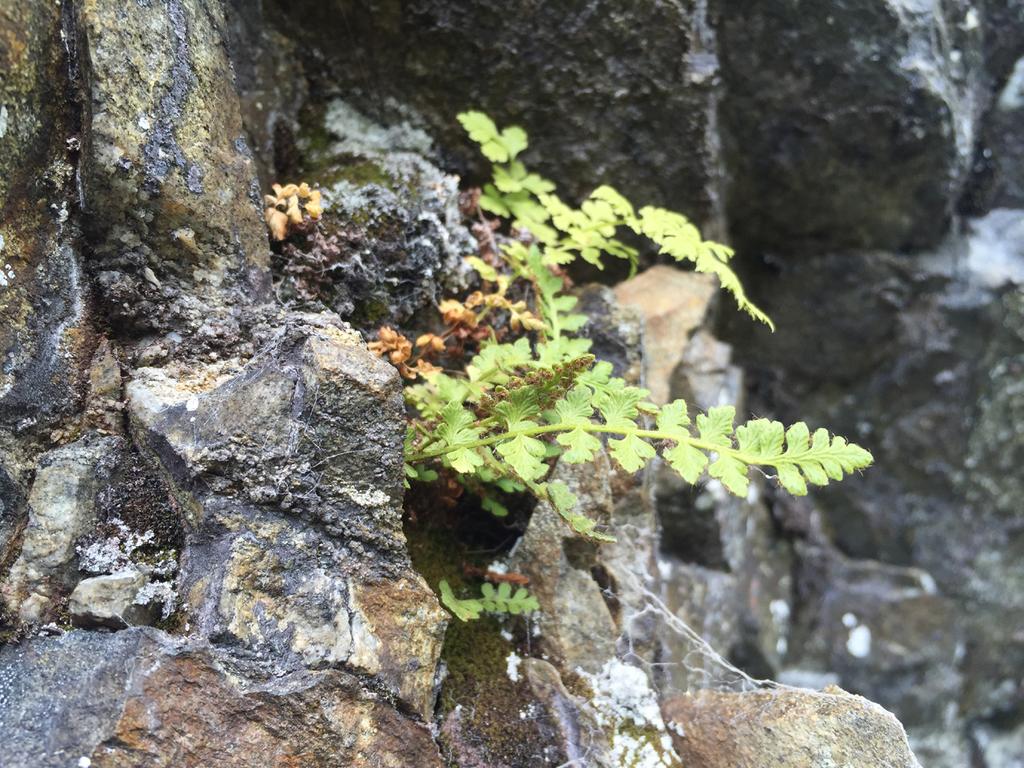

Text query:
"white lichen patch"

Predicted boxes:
[[339, 485, 390, 508], [580, 659, 681, 767], [999, 57, 1024, 110], [77, 518, 157, 575], [134, 580, 177, 620], [505, 651, 522, 683], [323, 99, 433, 157], [847, 624, 872, 658], [0, 245, 14, 289]]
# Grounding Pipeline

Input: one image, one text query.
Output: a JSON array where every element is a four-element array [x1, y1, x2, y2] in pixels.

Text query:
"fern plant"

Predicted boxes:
[[394, 112, 873, 620], [439, 580, 541, 622]]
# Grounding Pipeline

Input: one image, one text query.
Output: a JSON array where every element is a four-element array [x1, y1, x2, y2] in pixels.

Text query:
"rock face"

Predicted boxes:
[[2, 436, 119, 623], [717, 0, 985, 253], [272, 99, 474, 329], [259, 0, 729, 230], [663, 687, 923, 768], [0, 628, 444, 768], [725, 232, 1024, 761], [3, 0, 1022, 764], [2, 0, 452, 760], [127, 313, 446, 718], [0, 0, 92, 556], [76, 0, 270, 342]]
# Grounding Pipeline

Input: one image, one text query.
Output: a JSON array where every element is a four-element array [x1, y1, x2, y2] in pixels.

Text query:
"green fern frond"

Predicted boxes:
[[407, 378, 874, 523], [400, 114, 873, 547], [439, 579, 540, 622], [457, 111, 528, 163], [459, 112, 770, 325]]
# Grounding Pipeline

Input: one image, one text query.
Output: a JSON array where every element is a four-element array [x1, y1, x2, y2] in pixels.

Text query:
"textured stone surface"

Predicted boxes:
[[69, 569, 155, 629], [260, 0, 727, 230], [511, 457, 618, 673], [0, 0, 92, 499], [718, 0, 984, 253], [77, 0, 270, 341], [6, 0, 1023, 763], [272, 99, 474, 329], [1, 436, 119, 623], [663, 687, 923, 768], [0, 628, 444, 768], [128, 313, 445, 718], [128, 314, 405, 550], [787, 546, 962, 729], [613, 266, 716, 405], [726, 217, 1024, 758]]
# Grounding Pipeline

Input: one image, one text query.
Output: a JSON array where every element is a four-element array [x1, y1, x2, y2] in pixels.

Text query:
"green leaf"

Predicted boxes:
[[466, 256, 500, 282], [608, 432, 656, 473], [479, 187, 511, 217], [458, 111, 499, 145], [448, 446, 485, 474], [439, 580, 483, 622], [657, 400, 691, 433], [697, 406, 735, 446], [709, 454, 749, 497], [552, 386, 594, 425], [496, 433, 548, 481], [556, 427, 602, 464], [546, 480, 577, 513], [736, 418, 785, 456], [481, 495, 510, 517], [776, 464, 807, 496], [663, 441, 708, 484], [479, 581, 540, 614], [499, 126, 529, 161], [595, 381, 648, 428], [458, 112, 530, 163]]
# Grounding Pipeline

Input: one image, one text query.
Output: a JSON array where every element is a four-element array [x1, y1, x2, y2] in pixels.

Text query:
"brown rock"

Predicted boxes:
[[102, 649, 442, 768], [0, 628, 444, 768], [613, 266, 717, 405], [662, 687, 923, 768]]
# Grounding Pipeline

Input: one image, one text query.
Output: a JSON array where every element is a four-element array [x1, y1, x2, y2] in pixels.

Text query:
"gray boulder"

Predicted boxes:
[[717, 0, 984, 252]]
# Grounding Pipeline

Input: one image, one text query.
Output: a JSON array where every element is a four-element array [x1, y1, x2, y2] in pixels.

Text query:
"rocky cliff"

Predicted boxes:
[[0, 1, 1021, 766]]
